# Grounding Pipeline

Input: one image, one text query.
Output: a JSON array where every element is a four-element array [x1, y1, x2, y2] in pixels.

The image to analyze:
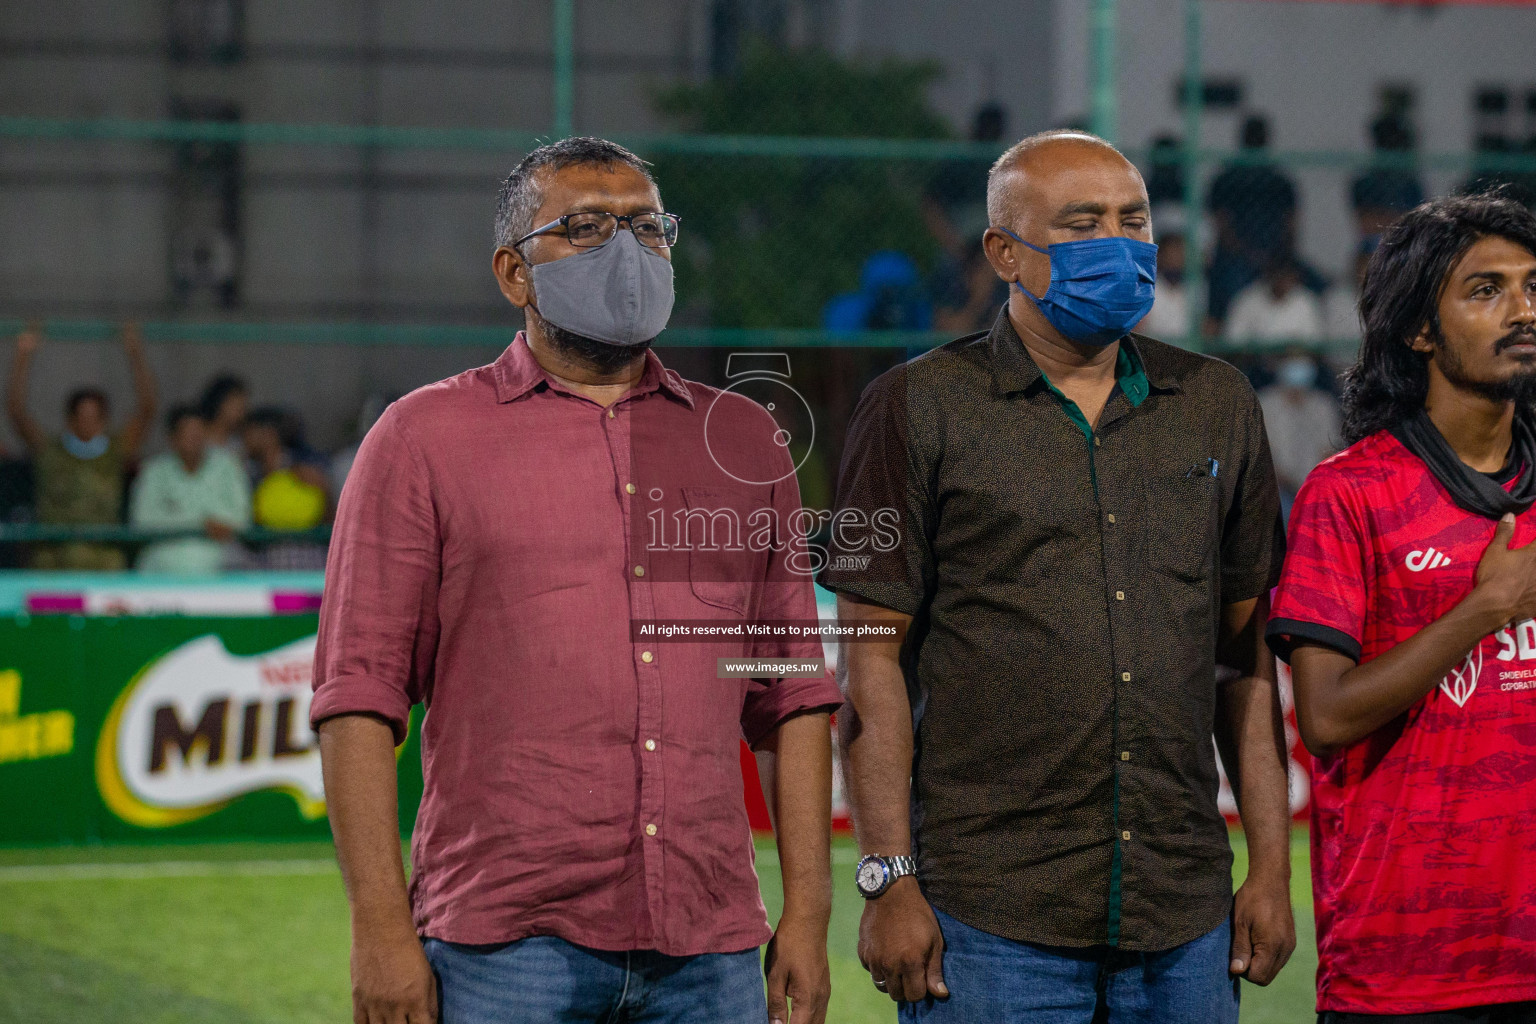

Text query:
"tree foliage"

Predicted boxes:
[[651, 45, 951, 328]]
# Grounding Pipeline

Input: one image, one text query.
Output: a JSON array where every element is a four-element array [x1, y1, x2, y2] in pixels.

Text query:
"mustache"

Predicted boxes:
[[1495, 327, 1536, 353]]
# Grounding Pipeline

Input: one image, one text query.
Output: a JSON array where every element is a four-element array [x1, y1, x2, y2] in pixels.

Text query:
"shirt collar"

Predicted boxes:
[[492, 332, 694, 408], [987, 308, 1178, 401]]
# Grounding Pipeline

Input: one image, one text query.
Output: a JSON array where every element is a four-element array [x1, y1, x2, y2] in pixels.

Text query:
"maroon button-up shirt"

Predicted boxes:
[[311, 335, 841, 956]]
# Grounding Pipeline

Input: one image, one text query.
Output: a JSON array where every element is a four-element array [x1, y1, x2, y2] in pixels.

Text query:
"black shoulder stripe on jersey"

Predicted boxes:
[[1265, 617, 1362, 665]]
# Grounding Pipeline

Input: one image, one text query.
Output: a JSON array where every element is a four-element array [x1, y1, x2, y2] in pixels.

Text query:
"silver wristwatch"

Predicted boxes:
[[855, 854, 917, 899]]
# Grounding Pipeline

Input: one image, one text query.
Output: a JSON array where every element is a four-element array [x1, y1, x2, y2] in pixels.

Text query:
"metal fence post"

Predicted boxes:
[[553, 0, 575, 139], [1181, 0, 1203, 351], [1089, 0, 1118, 145]]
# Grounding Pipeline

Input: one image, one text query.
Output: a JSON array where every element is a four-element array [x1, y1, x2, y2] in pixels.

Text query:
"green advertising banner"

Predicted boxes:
[[0, 615, 422, 845]]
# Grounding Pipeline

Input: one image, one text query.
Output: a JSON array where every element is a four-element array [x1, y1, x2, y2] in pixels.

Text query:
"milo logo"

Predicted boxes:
[[95, 635, 325, 827]]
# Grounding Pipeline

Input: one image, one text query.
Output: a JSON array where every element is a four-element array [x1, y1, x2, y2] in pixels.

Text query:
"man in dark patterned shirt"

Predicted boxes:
[[820, 130, 1296, 1022]]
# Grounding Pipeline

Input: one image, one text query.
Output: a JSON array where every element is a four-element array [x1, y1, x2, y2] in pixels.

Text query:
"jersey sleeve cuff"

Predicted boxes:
[[1265, 617, 1361, 665]]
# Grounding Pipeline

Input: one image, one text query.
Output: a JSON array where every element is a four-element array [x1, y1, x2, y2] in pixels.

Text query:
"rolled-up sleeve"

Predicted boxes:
[[739, 441, 844, 748], [817, 366, 936, 616], [311, 406, 440, 744]]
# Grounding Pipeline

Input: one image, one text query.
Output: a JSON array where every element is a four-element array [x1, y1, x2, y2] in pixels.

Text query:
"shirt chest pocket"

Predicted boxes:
[[1143, 474, 1219, 583], [681, 486, 772, 616]]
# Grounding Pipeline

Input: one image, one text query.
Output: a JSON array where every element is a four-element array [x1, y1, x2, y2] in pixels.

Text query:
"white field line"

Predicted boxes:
[[0, 858, 340, 882], [0, 846, 864, 882]]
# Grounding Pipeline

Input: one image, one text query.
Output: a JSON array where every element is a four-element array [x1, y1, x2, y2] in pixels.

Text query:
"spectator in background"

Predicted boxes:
[[130, 404, 250, 574], [6, 323, 157, 570], [823, 251, 933, 332], [1206, 114, 1299, 327], [1324, 240, 1375, 344], [1224, 252, 1326, 347], [1257, 350, 1340, 517], [1349, 113, 1423, 247], [198, 373, 249, 460], [328, 393, 393, 498], [243, 406, 329, 569], [1139, 229, 1191, 342], [930, 249, 1008, 333], [1144, 133, 1186, 209], [926, 103, 1010, 334], [923, 102, 1006, 259]]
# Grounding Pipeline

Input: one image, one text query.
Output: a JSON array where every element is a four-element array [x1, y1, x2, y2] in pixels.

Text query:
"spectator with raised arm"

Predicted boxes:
[[130, 403, 250, 574], [6, 322, 157, 570]]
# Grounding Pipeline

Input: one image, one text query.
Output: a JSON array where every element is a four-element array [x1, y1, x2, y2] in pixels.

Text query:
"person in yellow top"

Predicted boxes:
[[6, 323, 158, 570]]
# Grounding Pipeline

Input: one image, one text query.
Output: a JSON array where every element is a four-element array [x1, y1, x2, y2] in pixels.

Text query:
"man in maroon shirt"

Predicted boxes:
[[313, 137, 842, 1024]]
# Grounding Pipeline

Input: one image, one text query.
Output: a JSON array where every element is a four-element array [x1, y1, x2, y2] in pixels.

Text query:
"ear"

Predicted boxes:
[[981, 227, 1019, 284], [493, 246, 533, 309], [1407, 322, 1435, 355]]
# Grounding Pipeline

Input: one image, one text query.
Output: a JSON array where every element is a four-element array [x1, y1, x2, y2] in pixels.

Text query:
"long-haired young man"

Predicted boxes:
[[1270, 192, 1536, 1023]]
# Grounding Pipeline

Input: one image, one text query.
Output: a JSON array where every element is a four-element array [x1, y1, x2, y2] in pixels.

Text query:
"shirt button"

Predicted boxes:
[[608, 408, 616, 419], [1115, 590, 1125, 601], [645, 823, 658, 836], [1121, 671, 1131, 682], [1121, 750, 1131, 761], [1094, 436, 1102, 447], [641, 650, 654, 663], [1121, 830, 1132, 842], [1106, 513, 1116, 524], [633, 565, 645, 577], [626, 483, 637, 495], [644, 739, 657, 751]]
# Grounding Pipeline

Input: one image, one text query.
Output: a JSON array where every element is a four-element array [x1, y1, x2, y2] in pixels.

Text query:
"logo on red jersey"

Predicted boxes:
[[1439, 644, 1482, 707], [1405, 547, 1451, 572]]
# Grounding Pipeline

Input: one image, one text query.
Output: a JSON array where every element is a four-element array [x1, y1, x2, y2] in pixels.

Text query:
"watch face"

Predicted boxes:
[[856, 858, 887, 894]]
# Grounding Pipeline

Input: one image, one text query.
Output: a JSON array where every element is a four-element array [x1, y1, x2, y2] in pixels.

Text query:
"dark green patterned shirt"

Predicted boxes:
[[820, 309, 1283, 951]]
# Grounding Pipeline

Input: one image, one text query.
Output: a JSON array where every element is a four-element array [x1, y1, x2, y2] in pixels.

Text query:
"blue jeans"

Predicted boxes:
[[899, 909, 1239, 1024], [423, 935, 767, 1024]]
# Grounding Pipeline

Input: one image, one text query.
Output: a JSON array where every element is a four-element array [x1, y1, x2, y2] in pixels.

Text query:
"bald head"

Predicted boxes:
[[986, 131, 1144, 228], [980, 130, 1155, 340]]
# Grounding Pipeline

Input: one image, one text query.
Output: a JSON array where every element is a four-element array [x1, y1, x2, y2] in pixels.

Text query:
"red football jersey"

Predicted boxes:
[[1270, 429, 1536, 1015]]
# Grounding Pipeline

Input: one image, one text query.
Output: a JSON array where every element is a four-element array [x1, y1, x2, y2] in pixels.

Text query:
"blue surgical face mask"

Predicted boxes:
[[999, 228, 1158, 346], [1276, 356, 1317, 390], [62, 431, 109, 460]]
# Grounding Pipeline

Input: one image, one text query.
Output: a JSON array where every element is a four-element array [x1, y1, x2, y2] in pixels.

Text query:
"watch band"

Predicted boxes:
[[856, 854, 918, 899]]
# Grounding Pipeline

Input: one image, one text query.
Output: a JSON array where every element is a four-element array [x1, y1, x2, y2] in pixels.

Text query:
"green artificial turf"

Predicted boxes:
[[0, 831, 1316, 1023]]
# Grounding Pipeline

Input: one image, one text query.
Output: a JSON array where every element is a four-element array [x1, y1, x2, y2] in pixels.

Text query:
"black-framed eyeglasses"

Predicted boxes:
[[513, 211, 681, 250]]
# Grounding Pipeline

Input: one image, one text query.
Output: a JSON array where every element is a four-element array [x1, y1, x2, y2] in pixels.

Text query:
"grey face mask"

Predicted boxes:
[[528, 228, 675, 347]]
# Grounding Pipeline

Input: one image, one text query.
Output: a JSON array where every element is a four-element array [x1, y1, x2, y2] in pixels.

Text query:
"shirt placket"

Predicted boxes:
[[1090, 397, 1138, 947], [604, 395, 670, 948]]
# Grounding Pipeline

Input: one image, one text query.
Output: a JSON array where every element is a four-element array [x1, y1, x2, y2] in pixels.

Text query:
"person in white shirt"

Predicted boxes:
[[1139, 230, 1191, 342], [130, 404, 251, 574], [1323, 245, 1373, 344], [1256, 352, 1341, 517], [1223, 255, 1325, 347]]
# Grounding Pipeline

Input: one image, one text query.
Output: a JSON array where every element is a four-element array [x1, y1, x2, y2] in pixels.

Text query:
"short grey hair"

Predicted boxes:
[[985, 129, 1125, 227], [493, 137, 657, 249]]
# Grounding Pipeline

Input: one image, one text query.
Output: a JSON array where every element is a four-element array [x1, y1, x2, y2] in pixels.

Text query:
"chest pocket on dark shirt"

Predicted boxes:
[[682, 486, 771, 616], [1144, 474, 1218, 583]]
